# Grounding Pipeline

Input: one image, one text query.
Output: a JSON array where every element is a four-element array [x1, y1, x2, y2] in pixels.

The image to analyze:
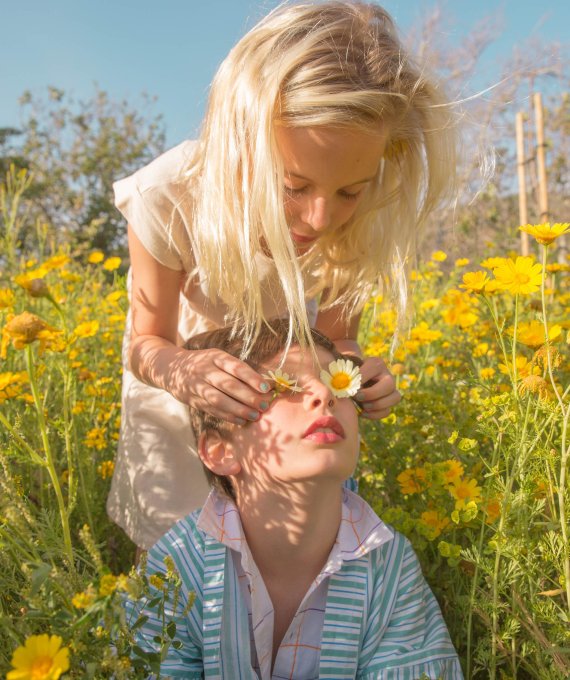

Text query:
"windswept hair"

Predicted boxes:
[[182, 0, 458, 356]]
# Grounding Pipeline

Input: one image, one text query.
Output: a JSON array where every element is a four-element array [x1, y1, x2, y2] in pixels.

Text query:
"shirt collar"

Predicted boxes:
[[196, 486, 393, 565]]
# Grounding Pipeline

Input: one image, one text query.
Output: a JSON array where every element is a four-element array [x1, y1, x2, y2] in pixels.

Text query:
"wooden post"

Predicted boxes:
[[516, 112, 529, 256], [533, 92, 549, 223]]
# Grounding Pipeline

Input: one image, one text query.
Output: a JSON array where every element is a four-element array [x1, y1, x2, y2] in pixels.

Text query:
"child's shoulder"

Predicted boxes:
[[150, 507, 208, 564]]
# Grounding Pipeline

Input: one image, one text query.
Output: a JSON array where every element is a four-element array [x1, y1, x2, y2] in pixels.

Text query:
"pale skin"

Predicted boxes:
[[128, 125, 401, 424], [198, 345, 361, 666]]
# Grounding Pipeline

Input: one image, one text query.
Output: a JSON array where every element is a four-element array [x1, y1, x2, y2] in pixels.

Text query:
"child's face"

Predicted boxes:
[[275, 125, 387, 252], [229, 345, 360, 487]]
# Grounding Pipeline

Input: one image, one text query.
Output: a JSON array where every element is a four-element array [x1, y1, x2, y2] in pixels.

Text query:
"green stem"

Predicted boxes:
[[466, 429, 503, 679], [25, 344, 74, 565], [538, 245, 570, 613], [0, 411, 47, 467]]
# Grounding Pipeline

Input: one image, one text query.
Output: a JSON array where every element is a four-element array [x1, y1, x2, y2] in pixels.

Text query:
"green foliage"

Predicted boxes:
[[1, 86, 165, 257]]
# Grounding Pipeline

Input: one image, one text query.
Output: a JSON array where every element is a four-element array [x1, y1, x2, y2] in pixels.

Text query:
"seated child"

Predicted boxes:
[[127, 320, 464, 679]]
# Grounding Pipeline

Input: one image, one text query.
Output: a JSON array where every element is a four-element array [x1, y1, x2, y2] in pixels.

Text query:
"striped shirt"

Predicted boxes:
[[127, 488, 464, 679]]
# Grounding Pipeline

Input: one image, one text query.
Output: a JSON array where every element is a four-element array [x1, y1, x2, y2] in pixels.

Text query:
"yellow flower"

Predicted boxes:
[[455, 258, 470, 267], [149, 573, 166, 590], [479, 367, 496, 380], [0, 371, 28, 403], [459, 271, 489, 294], [97, 460, 115, 480], [99, 574, 118, 596], [409, 322, 442, 343], [473, 342, 489, 358], [431, 250, 447, 262], [515, 320, 562, 348], [14, 271, 53, 300], [43, 255, 70, 271], [442, 460, 464, 485], [102, 256, 121, 271], [498, 355, 538, 378], [419, 510, 450, 539], [482, 497, 501, 524], [518, 375, 550, 399], [320, 359, 362, 398], [7, 634, 70, 680], [480, 256, 508, 270], [0, 288, 16, 309], [449, 478, 482, 510], [492, 256, 542, 295], [263, 368, 303, 394], [397, 467, 427, 495], [71, 587, 96, 609], [72, 321, 100, 339], [1, 312, 62, 358], [88, 251, 105, 264], [441, 290, 478, 328], [84, 428, 107, 450], [519, 222, 570, 246]]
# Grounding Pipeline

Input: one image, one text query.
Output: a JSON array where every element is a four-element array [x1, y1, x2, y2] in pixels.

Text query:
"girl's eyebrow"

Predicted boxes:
[[287, 171, 375, 187]]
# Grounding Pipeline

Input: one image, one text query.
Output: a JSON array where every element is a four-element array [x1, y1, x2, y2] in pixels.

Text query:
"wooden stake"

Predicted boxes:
[[533, 92, 549, 223], [516, 112, 529, 256]]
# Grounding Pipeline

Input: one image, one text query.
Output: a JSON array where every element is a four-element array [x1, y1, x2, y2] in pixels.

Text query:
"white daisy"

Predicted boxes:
[[264, 368, 303, 394], [320, 358, 362, 398]]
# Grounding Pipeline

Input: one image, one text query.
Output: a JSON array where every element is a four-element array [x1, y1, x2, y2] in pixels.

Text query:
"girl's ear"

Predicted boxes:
[[198, 430, 241, 476]]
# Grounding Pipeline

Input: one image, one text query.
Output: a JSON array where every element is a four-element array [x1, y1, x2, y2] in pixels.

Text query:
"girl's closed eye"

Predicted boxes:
[[284, 185, 308, 197], [339, 189, 361, 201]]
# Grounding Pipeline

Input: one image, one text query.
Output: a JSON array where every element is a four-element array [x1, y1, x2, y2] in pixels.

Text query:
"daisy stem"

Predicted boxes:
[[25, 344, 74, 566]]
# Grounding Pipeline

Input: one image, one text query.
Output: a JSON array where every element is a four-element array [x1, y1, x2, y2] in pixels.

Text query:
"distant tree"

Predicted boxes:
[[404, 5, 569, 259], [7, 86, 165, 256]]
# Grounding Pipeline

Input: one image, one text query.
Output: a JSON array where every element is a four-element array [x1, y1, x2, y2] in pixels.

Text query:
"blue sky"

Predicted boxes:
[[2, 0, 568, 146]]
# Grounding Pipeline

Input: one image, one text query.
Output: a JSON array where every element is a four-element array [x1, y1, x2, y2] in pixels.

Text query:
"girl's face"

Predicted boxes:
[[275, 125, 388, 252]]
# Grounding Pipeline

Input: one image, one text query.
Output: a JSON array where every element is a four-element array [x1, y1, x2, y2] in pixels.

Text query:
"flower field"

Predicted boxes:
[[0, 167, 569, 678]]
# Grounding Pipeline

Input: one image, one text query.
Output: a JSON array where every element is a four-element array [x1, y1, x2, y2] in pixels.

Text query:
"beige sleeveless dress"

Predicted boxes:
[[107, 142, 319, 548]]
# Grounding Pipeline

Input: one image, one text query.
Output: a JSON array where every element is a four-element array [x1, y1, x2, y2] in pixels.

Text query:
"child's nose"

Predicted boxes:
[[307, 379, 336, 409]]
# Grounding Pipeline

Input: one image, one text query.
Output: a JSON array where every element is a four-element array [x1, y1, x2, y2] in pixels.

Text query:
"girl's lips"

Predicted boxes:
[[291, 231, 317, 244]]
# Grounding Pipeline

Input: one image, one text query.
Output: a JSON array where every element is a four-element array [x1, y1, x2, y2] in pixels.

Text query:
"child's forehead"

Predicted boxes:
[[263, 345, 334, 373]]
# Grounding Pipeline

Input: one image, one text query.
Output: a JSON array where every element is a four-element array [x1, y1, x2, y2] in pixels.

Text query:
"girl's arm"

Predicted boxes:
[[315, 302, 401, 420], [127, 225, 270, 424]]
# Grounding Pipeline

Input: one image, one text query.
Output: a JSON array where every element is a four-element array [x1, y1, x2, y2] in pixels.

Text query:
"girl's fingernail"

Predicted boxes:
[[363, 402, 374, 411], [235, 417, 247, 426], [248, 411, 259, 421], [260, 382, 270, 393], [260, 401, 269, 411], [355, 391, 365, 401]]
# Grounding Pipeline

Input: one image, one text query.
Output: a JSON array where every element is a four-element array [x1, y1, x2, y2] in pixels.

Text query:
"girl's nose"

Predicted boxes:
[[303, 196, 332, 232]]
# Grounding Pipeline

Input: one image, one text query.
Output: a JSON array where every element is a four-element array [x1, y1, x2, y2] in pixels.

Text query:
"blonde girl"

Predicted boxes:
[[108, 0, 457, 550]]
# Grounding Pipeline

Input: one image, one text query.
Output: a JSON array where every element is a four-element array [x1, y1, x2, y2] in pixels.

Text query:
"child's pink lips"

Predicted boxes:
[[302, 416, 345, 440]]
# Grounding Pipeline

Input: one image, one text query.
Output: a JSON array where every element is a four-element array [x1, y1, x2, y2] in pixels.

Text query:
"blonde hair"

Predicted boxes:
[[183, 0, 457, 355]]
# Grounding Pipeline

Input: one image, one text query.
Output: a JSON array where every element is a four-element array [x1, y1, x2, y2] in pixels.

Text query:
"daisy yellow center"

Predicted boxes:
[[331, 373, 350, 390], [31, 657, 53, 679], [275, 377, 290, 388], [513, 272, 530, 284]]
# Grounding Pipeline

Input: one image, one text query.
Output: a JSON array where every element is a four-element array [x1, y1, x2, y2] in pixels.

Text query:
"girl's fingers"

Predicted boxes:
[[213, 353, 271, 395], [206, 368, 271, 413], [197, 384, 264, 423]]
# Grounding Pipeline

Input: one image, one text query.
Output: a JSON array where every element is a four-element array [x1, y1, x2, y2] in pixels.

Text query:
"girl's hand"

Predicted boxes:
[[171, 348, 272, 425], [354, 356, 401, 420]]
